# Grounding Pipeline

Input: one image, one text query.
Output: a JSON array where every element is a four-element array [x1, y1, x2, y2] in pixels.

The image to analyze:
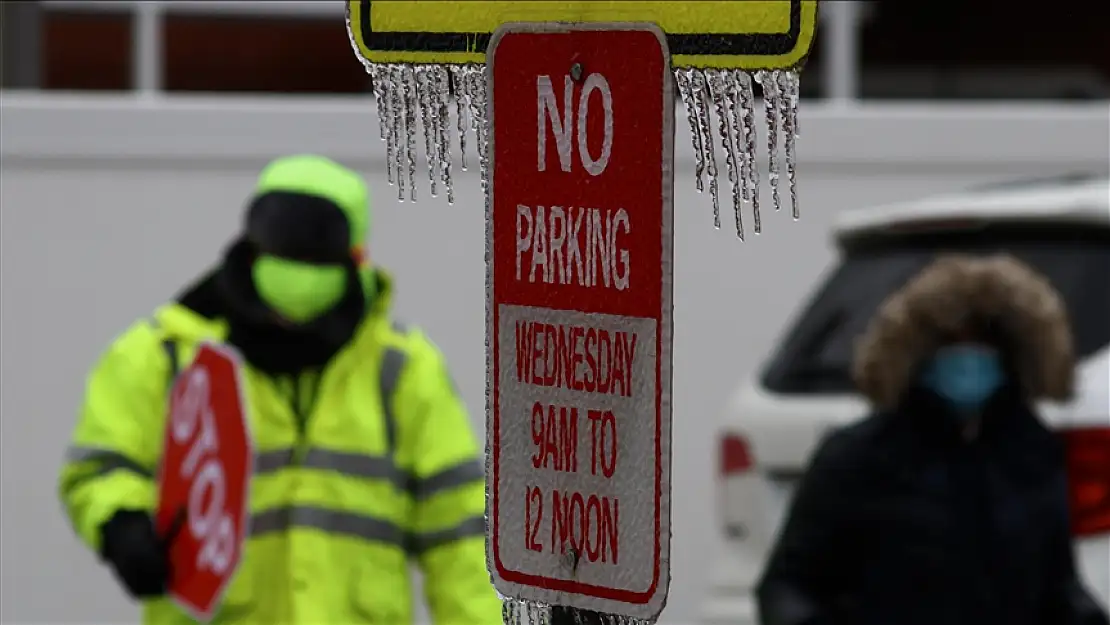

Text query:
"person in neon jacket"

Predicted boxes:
[[58, 154, 502, 625]]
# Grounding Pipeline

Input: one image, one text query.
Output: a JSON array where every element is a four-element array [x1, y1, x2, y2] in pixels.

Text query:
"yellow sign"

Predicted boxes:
[[348, 0, 817, 70]]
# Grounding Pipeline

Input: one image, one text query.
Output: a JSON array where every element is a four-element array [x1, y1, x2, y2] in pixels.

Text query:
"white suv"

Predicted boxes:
[[701, 175, 1110, 625]]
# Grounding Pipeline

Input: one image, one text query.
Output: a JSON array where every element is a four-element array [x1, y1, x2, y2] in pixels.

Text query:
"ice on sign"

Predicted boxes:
[[366, 63, 801, 239], [347, 0, 816, 238], [676, 68, 802, 237]]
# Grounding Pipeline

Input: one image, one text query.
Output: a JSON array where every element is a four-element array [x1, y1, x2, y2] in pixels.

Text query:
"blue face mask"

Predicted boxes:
[[920, 344, 1005, 412]]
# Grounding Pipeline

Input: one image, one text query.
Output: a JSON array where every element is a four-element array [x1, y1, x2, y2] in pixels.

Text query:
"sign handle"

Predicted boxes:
[[161, 506, 188, 554], [161, 506, 188, 588]]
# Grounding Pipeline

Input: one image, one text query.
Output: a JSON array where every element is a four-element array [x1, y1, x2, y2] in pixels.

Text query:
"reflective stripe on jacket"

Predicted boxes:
[[58, 272, 500, 625]]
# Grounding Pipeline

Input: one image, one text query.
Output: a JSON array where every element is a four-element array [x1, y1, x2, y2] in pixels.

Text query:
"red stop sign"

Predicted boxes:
[[156, 343, 253, 622]]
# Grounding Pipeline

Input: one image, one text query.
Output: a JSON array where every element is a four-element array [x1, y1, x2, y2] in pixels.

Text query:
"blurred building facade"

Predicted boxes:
[[2, 0, 1108, 100]]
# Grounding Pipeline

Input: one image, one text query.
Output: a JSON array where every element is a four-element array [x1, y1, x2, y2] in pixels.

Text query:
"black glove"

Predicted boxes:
[[99, 510, 170, 599], [550, 606, 608, 625]]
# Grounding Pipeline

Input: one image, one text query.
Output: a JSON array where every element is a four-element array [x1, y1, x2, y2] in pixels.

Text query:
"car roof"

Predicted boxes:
[[833, 174, 1110, 237]]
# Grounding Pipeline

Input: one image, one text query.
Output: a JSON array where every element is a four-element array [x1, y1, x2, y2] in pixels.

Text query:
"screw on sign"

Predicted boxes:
[[156, 343, 253, 622], [486, 23, 674, 621]]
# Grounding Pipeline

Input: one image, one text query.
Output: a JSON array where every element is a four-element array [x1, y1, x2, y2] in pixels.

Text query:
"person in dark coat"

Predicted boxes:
[[756, 254, 1110, 625]]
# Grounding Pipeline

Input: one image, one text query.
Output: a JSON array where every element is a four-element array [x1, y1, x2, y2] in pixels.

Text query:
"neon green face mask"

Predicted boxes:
[[252, 254, 348, 324]]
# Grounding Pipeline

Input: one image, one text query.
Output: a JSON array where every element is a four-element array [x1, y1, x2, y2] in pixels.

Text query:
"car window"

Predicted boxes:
[[761, 224, 1110, 394]]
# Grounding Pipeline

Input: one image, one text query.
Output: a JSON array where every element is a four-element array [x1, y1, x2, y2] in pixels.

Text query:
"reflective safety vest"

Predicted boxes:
[[58, 274, 501, 625]]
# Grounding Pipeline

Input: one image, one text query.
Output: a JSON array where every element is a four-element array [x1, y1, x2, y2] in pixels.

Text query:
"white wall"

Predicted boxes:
[[1, 92, 1107, 624]]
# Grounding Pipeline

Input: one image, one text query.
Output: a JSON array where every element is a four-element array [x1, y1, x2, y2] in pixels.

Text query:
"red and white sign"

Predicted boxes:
[[485, 22, 674, 619], [156, 343, 253, 622]]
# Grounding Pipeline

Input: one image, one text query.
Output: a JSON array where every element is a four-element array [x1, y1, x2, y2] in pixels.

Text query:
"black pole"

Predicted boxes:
[[549, 606, 609, 625]]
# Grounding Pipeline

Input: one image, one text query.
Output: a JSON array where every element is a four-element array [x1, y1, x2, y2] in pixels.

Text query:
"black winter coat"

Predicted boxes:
[[756, 386, 1109, 625]]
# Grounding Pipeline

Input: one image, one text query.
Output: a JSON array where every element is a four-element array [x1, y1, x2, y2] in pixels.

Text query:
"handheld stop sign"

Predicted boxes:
[[156, 343, 253, 622]]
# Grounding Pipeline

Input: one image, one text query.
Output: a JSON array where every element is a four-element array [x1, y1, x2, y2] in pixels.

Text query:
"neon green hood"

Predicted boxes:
[[248, 155, 372, 323]]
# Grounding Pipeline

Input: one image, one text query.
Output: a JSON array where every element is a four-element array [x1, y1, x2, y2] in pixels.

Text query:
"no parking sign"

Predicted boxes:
[[486, 23, 674, 620]]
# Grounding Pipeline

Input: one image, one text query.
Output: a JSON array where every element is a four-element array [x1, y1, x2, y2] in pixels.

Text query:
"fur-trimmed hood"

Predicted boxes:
[[852, 254, 1075, 410]]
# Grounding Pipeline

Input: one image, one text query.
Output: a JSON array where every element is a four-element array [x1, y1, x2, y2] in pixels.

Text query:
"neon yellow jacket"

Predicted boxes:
[[58, 271, 501, 624]]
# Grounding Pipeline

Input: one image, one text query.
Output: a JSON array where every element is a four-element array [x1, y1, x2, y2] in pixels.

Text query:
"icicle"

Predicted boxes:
[[705, 70, 737, 235], [674, 68, 706, 195], [716, 70, 749, 239], [466, 66, 491, 197], [777, 71, 801, 220], [689, 70, 721, 230], [729, 70, 752, 229], [401, 65, 420, 203], [449, 65, 470, 172], [372, 66, 395, 187], [464, 64, 488, 182], [737, 71, 762, 233], [722, 70, 749, 239], [388, 64, 406, 201], [370, 65, 388, 144], [371, 65, 393, 186], [757, 70, 783, 213], [415, 65, 439, 198], [433, 66, 455, 204], [352, 60, 801, 236]]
